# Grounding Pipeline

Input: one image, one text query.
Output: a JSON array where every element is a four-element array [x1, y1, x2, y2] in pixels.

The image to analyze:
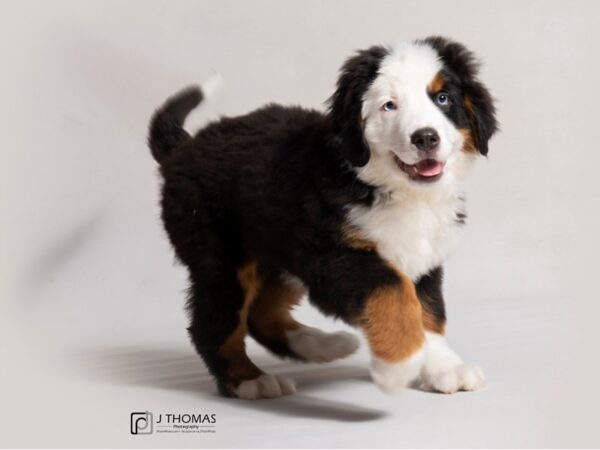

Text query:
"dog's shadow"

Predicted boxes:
[[75, 345, 386, 422]]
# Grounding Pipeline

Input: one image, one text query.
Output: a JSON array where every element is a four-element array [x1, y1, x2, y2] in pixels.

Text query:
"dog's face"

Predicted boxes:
[[328, 37, 497, 193]]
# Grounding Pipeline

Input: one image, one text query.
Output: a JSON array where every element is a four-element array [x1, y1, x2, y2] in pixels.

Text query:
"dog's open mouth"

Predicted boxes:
[[393, 154, 445, 183]]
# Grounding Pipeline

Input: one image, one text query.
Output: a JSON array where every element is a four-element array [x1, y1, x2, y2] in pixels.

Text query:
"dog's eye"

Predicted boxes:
[[434, 92, 452, 108], [382, 101, 397, 112]]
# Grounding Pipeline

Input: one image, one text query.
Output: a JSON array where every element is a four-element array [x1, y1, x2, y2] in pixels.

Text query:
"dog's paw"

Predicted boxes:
[[370, 348, 426, 394], [421, 363, 486, 394], [287, 327, 360, 363], [419, 332, 485, 394], [233, 374, 296, 400]]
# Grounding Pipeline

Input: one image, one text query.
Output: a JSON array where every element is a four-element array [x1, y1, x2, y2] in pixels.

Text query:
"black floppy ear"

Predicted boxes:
[[327, 46, 388, 167], [423, 36, 498, 156], [463, 81, 497, 156]]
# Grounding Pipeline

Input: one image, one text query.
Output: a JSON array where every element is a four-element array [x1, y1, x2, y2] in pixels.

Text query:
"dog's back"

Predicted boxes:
[[149, 87, 340, 275]]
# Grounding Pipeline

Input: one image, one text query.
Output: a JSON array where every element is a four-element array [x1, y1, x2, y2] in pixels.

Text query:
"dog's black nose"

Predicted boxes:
[[411, 127, 440, 151]]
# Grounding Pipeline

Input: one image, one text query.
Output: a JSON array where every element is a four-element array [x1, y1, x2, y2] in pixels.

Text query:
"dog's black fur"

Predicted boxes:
[[148, 36, 497, 396]]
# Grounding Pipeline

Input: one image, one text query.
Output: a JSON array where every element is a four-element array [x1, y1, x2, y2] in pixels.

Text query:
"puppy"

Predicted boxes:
[[148, 36, 498, 399]]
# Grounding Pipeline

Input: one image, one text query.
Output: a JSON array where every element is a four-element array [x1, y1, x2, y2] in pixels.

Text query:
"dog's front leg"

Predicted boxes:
[[303, 252, 426, 394], [361, 272, 428, 394], [416, 267, 486, 394]]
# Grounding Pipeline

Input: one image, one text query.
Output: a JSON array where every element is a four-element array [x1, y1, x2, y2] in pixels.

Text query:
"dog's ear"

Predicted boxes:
[[327, 46, 388, 167], [462, 80, 497, 156], [423, 36, 498, 156]]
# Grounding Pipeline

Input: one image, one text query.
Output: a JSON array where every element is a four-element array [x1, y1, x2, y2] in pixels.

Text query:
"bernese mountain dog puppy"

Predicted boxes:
[[148, 36, 498, 399]]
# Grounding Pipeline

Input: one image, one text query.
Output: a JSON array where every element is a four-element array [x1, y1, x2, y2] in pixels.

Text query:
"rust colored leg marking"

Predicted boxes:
[[362, 272, 425, 362], [219, 261, 263, 386]]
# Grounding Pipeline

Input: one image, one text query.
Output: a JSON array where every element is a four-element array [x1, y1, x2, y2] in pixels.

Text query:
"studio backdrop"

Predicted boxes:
[[1, 0, 599, 448]]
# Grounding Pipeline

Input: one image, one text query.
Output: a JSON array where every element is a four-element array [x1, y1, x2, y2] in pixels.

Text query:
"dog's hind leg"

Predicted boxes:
[[185, 260, 296, 399], [247, 271, 360, 363], [161, 181, 294, 399]]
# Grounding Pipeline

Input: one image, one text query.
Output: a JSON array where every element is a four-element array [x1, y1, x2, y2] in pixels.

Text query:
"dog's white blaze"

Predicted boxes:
[[361, 42, 465, 176], [349, 41, 477, 280]]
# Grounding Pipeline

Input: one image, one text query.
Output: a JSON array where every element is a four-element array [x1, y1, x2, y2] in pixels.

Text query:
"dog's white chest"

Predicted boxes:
[[348, 194, 465, 281]]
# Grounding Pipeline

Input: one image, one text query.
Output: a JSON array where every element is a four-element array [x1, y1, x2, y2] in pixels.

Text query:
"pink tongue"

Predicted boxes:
[[415, 159, 443, 177]]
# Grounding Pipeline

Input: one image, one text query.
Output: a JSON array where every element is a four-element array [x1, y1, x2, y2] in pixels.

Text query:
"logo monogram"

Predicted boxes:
[[130, 411, 153, 435]]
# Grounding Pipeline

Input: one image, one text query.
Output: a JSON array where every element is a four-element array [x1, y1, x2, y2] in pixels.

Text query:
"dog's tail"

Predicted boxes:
[[148, 73, 222, 164]]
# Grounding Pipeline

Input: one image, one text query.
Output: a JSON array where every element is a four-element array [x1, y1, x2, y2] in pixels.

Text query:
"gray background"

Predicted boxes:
[[1, 0, 599, 447]]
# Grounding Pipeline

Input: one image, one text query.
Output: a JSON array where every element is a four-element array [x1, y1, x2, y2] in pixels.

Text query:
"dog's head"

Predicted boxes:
[[328, 36, 498, 192]]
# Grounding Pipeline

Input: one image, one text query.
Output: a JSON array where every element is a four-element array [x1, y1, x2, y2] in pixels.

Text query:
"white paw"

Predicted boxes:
[[370, 346, 426, 394], [287, 327, 360, 363], [419, 332, 486, 394], [233, 374, 296, 400], [422, 363, 486, 394]]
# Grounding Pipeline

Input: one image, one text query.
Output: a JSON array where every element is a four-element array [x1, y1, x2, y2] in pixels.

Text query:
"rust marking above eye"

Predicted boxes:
[[428, 72, 445, 94]]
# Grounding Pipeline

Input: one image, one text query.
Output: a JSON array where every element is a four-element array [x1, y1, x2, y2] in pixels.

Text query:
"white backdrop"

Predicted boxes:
[[1, 0, 599, 447]]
